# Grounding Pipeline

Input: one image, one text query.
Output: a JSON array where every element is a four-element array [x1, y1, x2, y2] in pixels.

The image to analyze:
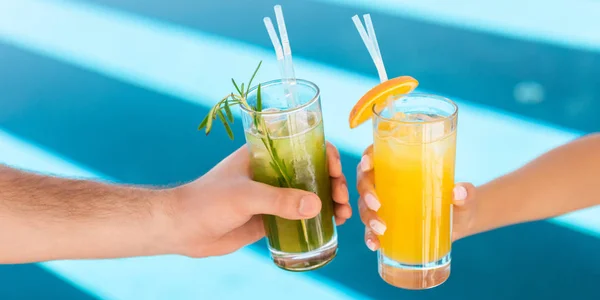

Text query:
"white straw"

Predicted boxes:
[[273, 5, 297, 107], [352, 16, 376, 63], [263, 17, 284, 61], [352, 14, 395, 115], [274, 6, 292, 59], [264, 6, 307, 244], [264, 17, 289, 98], [352, 15, 387, 83], [363, 14, 387, 81]]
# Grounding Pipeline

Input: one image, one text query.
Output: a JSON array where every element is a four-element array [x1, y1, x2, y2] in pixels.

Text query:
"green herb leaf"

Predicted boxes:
[[198, 114, 209, 130], [268, 134, 276, 150], [206, 105, 220, 134], [223, 101, 234, 123], [247, 61, 262, 95], [232, 79, 242, 95], [256, 83, 262, 112], [198, 62, 293, 189], [252, 114, 260, 134], [217, 110, 234, 140], [276, 177, 285, 188], [279, 158, 289, 174]]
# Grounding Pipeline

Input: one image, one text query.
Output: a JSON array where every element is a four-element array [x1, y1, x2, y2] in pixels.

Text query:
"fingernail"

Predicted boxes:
[[370, 219, 387, 235], [366, 239, 377, 251], [360, 155, 371, 172], [453, 186, 468, 203], [299, 195, 319, 216], [365, 193, 381, 211]]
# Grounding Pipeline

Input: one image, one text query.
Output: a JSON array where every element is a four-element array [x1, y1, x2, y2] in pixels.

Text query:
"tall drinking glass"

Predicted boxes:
[[373, 93, 458, 289], [240, 79, 337, 271]]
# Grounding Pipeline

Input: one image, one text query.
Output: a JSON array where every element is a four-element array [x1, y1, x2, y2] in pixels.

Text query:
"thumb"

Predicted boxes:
[[236, 181, 322, 220]]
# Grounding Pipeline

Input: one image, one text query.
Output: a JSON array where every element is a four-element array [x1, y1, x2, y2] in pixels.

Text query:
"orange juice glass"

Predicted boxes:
[[373, 93, 458, 289]]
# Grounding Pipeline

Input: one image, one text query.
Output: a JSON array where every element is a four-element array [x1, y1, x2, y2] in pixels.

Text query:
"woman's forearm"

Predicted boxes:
[[0, 165, 174, 264], [469, 133, 600, 236]]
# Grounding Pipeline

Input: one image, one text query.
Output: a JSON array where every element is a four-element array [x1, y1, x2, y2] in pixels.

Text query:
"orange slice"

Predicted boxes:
[[348, 76, 419, 128]]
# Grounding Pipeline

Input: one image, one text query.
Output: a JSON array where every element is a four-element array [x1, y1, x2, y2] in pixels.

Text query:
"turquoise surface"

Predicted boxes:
[[1, 0, 599, 299]]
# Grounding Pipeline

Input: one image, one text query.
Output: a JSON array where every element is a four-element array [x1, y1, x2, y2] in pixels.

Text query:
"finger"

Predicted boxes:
[[358, 145, 374, 173], [453, 182, 477, 241], [357, 170, 380, 211], [453, 182, 476, 207], [326, 142, 342, 178], [356, 159, 374, 194], [335, 216, 347, 226], [363, 144, 373, 156], [210, 216, 265, 255], [221, 215, 265, 243], [358, 198, 387, 235], [237, 181, 322, 220], [364, 228, 380, 251], [332, 176, 349, 205], [334, 203, 352, 222]]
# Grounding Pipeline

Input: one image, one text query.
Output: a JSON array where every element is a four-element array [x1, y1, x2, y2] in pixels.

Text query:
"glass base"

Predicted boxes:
[[378, 251, 451, 290], [268, 234, 338, 272]]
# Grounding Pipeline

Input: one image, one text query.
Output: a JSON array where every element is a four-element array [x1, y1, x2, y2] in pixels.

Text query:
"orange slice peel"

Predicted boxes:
[[348, 76, 419, 128]]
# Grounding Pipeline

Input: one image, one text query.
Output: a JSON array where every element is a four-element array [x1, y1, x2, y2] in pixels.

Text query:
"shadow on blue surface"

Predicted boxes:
[[1, 39, 600, 299], [78, 0, 600, 133], [0, 264, 98, 300]]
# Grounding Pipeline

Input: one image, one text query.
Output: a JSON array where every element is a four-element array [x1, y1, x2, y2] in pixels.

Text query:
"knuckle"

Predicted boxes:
[[356, 175, 365, 190], [272, 189, 289, 215], [358, 203, 370, 223]]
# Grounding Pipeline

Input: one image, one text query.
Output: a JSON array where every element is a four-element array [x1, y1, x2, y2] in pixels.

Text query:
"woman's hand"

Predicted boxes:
[[356, 145, 476, 251]]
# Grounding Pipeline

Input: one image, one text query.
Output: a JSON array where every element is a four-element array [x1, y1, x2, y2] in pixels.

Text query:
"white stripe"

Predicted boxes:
[[0, 130, 100, 179], [312, 0, 600, 52]]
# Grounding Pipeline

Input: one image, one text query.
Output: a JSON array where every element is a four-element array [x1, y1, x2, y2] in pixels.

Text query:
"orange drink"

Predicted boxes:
[[375, 125, 455, 265], [372, 94, 458, 289]]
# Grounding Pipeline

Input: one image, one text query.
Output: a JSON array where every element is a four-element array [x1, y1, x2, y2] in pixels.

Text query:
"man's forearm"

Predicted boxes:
[[0, 165, 175, 263], [470, 133, 600, 236]]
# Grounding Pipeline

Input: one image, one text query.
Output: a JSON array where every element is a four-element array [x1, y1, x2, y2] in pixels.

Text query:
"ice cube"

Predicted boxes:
[[405, 113, 438, 122], [261, 108, 284, 125], [290, 110, 313, 133], [397, 113, 446, 143], [252, 109, 320, 138], [375, 121, 397, 139], [392, 112, 407, 121]]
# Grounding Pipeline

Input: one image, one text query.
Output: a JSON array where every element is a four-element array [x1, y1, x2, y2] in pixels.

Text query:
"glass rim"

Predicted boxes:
[[239, 78, 320, 116], [372, 93, 458, 124]]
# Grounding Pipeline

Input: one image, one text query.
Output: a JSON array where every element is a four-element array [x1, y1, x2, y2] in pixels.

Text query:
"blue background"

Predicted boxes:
[[1, 0, 599, 299]]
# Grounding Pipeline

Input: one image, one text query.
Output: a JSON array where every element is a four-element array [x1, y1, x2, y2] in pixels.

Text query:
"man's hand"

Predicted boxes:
[[167, 143, 351, 258], [0, 143, 349, 263]]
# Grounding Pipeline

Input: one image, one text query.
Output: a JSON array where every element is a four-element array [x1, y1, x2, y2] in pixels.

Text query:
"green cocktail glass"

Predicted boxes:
[[241, 79, 337, 271]]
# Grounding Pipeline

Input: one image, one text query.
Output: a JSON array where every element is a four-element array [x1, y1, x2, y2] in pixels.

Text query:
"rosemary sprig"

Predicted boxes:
[[198, 61, 294, 187]]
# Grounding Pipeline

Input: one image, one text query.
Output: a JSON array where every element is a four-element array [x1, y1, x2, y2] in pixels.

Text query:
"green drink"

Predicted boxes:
[[241, 79, 337, 271]]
